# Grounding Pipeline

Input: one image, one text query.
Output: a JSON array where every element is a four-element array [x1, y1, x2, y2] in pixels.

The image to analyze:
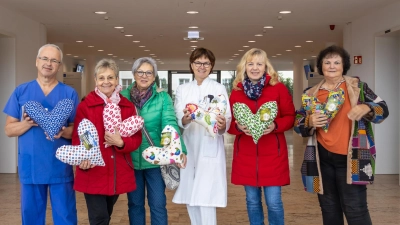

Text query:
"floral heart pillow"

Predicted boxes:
[[103, 103, 144, 147], [56, 119, 105, 166], [186, 94, 227, 138], [233, 101, 278, 144], [142, 125, 184, 165], [24, 99, 74, 141]]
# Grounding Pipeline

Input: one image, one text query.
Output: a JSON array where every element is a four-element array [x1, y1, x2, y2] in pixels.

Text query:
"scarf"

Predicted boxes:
[[242, 73, 267, 100], [95, 85, 122, 104], [130, 82, 154, 109]]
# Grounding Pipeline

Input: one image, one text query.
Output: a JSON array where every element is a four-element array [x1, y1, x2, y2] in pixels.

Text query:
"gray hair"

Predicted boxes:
[[37, 44, 63, 62], [131, 57, 158, 76], [94, 58, 119, 77]]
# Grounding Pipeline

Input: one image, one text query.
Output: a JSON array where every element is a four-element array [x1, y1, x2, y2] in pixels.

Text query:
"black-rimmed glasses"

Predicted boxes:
[[136, 71, 154, 77], [37, 56, 61, 65], [193, 61, 211, 68]]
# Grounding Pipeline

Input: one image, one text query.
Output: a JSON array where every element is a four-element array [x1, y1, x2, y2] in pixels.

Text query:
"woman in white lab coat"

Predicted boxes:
[[173, 47, 232, 225]]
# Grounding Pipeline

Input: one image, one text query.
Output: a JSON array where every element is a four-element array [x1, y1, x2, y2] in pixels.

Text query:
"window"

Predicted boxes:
[[179, 78, 190, 85], [121, 79, 132, 90]]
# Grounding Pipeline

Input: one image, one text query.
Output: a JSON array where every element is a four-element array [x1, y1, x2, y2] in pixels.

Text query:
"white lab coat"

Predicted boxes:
[[172, 77, 232, 207]]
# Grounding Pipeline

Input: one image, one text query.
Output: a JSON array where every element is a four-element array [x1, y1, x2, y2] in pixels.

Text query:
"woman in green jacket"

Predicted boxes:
[[121, 57, 187, 225]]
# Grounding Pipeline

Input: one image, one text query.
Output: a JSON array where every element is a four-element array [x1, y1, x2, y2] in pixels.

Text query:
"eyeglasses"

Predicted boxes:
[[193, 61, 211, 68], [136, 71, 154, 77], [97, 76, 117, 82], [37, 56, 61, 65]]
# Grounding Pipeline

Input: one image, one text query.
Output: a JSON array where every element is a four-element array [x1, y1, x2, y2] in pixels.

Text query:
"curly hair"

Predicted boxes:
[[316, 45, 351, 75]]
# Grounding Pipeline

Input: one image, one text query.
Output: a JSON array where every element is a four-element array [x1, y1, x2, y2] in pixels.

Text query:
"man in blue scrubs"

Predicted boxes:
[[3, 44, 79, 224]]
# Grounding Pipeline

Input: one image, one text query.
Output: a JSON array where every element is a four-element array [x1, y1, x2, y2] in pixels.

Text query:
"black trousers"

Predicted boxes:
[[84, 193, 119, 225]]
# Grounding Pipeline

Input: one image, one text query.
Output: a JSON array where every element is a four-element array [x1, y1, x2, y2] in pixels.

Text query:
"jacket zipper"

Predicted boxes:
[[113, 148, 117, 194], [275, 134, 281, 156], [255, 99, 259, 187]]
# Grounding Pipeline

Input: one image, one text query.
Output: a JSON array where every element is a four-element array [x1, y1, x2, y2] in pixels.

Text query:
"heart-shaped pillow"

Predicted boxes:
[[56, 119, 105, 166], [233, 101, 278, 144], [186, 94, 227, 138], [24, 99, 74, 141], [142, 125, 184, 165], [103, 103, 144, 147]]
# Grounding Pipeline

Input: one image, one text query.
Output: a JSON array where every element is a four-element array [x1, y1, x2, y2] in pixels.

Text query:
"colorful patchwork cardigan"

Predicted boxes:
[[294, 76, 389, 194]]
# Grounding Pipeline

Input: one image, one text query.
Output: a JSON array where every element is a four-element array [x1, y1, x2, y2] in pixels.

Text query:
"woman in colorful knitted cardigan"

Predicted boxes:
[[294, 45, 389, 225]]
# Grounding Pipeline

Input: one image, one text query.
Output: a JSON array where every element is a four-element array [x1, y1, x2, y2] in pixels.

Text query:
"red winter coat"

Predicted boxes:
[[72, 91, 142, 195], [228, 76, 295, 187]]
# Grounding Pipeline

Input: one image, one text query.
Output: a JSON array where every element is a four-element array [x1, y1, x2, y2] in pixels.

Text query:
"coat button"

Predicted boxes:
[[111, 155, 114, 158]]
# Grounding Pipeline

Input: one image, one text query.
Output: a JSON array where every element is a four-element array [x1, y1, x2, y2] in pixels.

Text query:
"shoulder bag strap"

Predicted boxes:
[[134, 105, 154, 146]]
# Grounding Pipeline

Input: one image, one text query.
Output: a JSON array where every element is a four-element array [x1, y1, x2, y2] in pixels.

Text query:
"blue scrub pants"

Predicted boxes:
[[21, 182, 77, 225]]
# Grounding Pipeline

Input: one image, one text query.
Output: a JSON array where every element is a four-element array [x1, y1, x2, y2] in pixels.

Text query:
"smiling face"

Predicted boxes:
[[245, 55, 266, 83], [191, 56, 212, 83], [94, 68, 118, 97], [322, 54, 344, 79], [134, 62, 155, 91], [36, 46, 62, 78]]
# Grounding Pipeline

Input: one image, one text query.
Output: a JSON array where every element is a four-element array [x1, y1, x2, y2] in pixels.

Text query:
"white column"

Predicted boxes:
[[84, 56, 96, 96], [292, 56, 304, 109]]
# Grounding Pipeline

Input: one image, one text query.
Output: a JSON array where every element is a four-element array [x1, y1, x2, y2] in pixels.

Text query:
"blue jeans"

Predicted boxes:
[[317, 143, 372, 225], [127, 168, 167, 225], [244, 186, 284, 225]]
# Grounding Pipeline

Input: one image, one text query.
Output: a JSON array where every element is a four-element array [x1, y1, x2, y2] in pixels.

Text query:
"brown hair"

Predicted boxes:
[[189, 47, 216, 74]]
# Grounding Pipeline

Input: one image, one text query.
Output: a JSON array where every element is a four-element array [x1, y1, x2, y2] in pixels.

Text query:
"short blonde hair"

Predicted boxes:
[[232, 48, 279, 90], [94, 58, 119, 78]]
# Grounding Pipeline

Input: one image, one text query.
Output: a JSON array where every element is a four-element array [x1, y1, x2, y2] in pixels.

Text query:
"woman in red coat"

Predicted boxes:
[[72, 59, 142, 225], [228, 48, 295, 225]]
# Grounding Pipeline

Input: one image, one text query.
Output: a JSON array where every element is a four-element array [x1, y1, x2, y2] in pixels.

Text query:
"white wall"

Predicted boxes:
[[343, 1, 400, 175], [0, 5, 47, 173]]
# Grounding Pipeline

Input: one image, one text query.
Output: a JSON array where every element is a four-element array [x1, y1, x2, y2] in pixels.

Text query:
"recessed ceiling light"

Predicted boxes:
[[306, 40, 313, 43], [187, 11, 199, 14], [152, 56, 157, 57], [243, 46, 249, 47], [160, 62, 164, 64], [229, 59, 233, 60], [66, 54, 71, 55], [248, 41, 256, 43], [114, 26, 124, 29], [264, 26, 274, 29], [73, 56, 78, 58], [255, 34, 263, 37], [279, 11, 292, 14], [190, 41, 198, 42], [144, 50, 150, 51], [186, 53, 189, 55], [286, 50, 292, 51], [125, 34, 133, 37], [83, 59, 86, 60], [191, 46, 197, 47], [98, 50, 104, 51], [234, 54, 239, 55], [188, 26, 198, 29], [139, 46, 145, 47], [112, 56, 117, 57], [108, 54, 113, 55], [303, 59, 307, 60], [120, 59, 124, 60], [276, 54, 282, 55], [76, 41, 83, 43], [133, 41, 140, 43], [238, 50, 244, 51], [295, 45, 301, 47], [94, 11, 107, 14], [156, 59, 161, 61], [88, 46, 94, 48], [124, 61, 128, 63], [272, 56, 277, 57], [149, 54, 155, 55], [311, 56, 317, 57]]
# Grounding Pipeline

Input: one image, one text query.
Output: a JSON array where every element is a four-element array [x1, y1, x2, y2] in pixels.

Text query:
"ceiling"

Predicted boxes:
[[0, 0, 397, 70]]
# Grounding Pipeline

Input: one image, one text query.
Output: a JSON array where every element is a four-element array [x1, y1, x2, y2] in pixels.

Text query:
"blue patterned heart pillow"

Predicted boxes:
[[24, 99, 74, 141], [56, 119, 105, 166]]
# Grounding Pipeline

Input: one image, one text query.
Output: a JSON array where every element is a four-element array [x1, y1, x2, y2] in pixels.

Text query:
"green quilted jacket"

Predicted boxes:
[[121, 83, 187, 170]]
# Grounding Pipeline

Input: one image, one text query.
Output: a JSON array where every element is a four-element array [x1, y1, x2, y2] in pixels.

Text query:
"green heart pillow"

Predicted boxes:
[[233, 101, 278, 144]]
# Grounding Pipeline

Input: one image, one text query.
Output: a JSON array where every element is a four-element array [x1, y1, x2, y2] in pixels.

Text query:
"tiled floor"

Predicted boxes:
[[0, 131, 399, 224]]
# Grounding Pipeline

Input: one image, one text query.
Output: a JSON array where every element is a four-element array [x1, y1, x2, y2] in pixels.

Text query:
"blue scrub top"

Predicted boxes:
[[3, 80, 79, 184]]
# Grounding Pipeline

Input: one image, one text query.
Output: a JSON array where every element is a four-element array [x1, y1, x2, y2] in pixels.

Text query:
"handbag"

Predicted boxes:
[[135, 106, 180, 190]]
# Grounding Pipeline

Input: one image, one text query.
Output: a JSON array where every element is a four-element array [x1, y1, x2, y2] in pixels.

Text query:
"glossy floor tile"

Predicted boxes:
[[0, 131, 399, 224]]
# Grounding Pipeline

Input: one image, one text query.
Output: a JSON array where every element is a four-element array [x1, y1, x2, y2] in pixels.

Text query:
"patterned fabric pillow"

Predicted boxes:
[[142, 125, 184, 165], [103, 103, 144, 148], [24, 99, 74, 141], [56, 119, 105, 166], [186, 94, 227, 138], [233, 101, 278, 144]]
